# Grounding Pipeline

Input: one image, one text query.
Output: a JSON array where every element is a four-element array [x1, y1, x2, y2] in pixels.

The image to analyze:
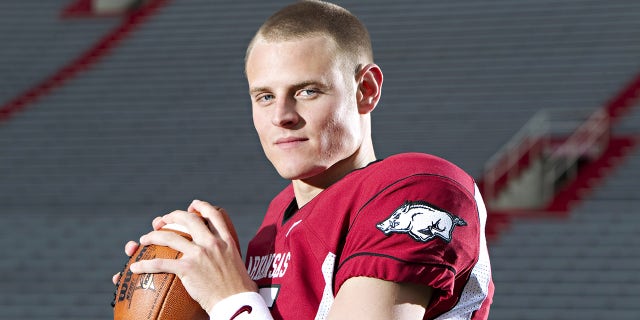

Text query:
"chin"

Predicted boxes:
[[275, 163, 326, 181]]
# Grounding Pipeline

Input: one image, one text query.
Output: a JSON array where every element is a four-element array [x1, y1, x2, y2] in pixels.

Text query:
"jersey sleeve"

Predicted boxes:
[[334, 173, 481, 301]]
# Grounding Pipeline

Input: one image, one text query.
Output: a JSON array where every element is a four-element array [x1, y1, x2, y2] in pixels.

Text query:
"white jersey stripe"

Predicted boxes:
[[435, 184, 492, 320], [314, 252, 336, 320]]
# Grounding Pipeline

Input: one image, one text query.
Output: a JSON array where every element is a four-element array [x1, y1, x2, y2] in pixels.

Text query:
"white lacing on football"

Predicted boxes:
[[161, 223, 190, 235]]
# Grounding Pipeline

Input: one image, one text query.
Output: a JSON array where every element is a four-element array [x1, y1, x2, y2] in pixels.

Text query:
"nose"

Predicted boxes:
[[271, 96, 300, 128]]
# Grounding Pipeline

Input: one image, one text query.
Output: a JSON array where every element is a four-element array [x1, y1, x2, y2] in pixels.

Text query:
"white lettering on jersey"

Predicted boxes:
[[248, 252, 291, 281], [314, 252, 336, 320]]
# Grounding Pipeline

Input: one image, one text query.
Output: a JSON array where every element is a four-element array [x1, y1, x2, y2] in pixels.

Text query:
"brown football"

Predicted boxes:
[[112, 225, 208, 320]]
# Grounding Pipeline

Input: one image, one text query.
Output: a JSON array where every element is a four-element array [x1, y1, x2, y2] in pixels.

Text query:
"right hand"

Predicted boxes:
[[111, 200, 256, 313]]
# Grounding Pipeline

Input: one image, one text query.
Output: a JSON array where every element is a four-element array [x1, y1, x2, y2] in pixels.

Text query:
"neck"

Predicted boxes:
[[292, 138, 376, 208]]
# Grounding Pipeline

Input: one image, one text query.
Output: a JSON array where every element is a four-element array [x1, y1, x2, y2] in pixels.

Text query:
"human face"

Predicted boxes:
[[246, 36, 364, 182]]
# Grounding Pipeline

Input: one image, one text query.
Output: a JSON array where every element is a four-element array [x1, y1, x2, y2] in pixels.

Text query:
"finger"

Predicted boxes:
[[151, 216, 166, 231], [130, 258, 182, 275], [189, 200, 237, 245], [220, 208, 241, 252], [139, 230, 194, 254], [159, 209, 211, 242], [124, 241, 139, 257], [112, 272, 121, 285], [154, 211, 192, 231], [186, 199, 204, 215]]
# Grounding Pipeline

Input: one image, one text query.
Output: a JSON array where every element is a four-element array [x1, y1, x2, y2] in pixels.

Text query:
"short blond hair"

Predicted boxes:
[[246, 0, 373, 73]]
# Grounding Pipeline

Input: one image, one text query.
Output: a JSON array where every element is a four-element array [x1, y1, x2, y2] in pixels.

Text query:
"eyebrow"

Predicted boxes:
[[249, 86, 270, 96]]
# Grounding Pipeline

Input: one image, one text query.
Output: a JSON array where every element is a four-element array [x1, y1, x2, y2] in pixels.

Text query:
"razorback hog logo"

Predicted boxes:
[[377, 201, 467, 243]]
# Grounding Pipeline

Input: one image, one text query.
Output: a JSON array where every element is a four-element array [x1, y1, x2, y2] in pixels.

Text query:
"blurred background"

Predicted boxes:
[[0, 0, 638, 319]]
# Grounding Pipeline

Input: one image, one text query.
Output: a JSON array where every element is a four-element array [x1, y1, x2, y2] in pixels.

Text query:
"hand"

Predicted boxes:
[[112, 240, 140, 285], [115, 200, 257, 313]]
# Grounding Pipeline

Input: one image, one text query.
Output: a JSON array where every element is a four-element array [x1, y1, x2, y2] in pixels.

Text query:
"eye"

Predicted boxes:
[[297, 89, 319, 98], [256, 94, 275, 104]]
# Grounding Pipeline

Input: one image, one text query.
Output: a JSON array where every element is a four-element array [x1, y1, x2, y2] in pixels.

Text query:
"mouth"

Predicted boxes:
[[275, 137, 308, 148]]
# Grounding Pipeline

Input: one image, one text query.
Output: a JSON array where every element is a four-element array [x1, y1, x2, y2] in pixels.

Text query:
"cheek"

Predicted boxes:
[[313, 124, 352, 164], [252, 110, 271, 147], [321, 107, 361, 151], [252, 106, 267, 133]]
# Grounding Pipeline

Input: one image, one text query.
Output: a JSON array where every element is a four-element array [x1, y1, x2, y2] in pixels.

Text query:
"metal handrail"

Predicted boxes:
[[542, 109, 610, 200], [483, 110, 549, 201], [482, 107, 610, 207]]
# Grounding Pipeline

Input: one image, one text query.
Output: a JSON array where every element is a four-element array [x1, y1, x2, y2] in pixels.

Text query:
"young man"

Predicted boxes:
[[115, 1, 493, 319]]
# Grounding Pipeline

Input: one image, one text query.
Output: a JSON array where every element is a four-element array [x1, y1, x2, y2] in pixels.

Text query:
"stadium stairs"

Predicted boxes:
[[483, 72, 640, 319], [481, 73, 640, 239], [487, 137, 640, 319], [0, 0, 169, 122]]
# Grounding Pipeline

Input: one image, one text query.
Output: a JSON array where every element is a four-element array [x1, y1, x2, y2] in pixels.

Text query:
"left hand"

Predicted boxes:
[[129, 200, 257, 313]]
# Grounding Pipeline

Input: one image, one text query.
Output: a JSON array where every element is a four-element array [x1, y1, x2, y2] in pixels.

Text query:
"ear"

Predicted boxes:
[[355, 63, 383, 115]]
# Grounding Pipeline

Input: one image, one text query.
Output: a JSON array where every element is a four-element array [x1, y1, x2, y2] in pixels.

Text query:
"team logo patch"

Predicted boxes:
[[377, 201, 467, 243]]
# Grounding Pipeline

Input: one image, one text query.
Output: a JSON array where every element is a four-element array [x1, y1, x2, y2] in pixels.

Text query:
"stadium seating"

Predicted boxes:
[[489, 141, 640, 319], [0, 0, 638, 318]]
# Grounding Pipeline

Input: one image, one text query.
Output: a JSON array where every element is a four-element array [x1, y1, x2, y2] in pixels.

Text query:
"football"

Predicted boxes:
[[112, 224, 208, 320]]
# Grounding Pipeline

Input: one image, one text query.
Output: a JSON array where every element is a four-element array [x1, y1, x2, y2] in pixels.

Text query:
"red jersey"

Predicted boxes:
[[245, 153, 493, 319]]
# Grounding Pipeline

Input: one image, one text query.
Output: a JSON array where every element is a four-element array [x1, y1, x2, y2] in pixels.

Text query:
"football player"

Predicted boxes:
[[114, 1, 493, 319]]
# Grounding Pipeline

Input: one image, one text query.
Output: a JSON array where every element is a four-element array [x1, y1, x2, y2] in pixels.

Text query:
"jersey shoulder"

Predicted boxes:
[[366, 152, 476, 193]]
